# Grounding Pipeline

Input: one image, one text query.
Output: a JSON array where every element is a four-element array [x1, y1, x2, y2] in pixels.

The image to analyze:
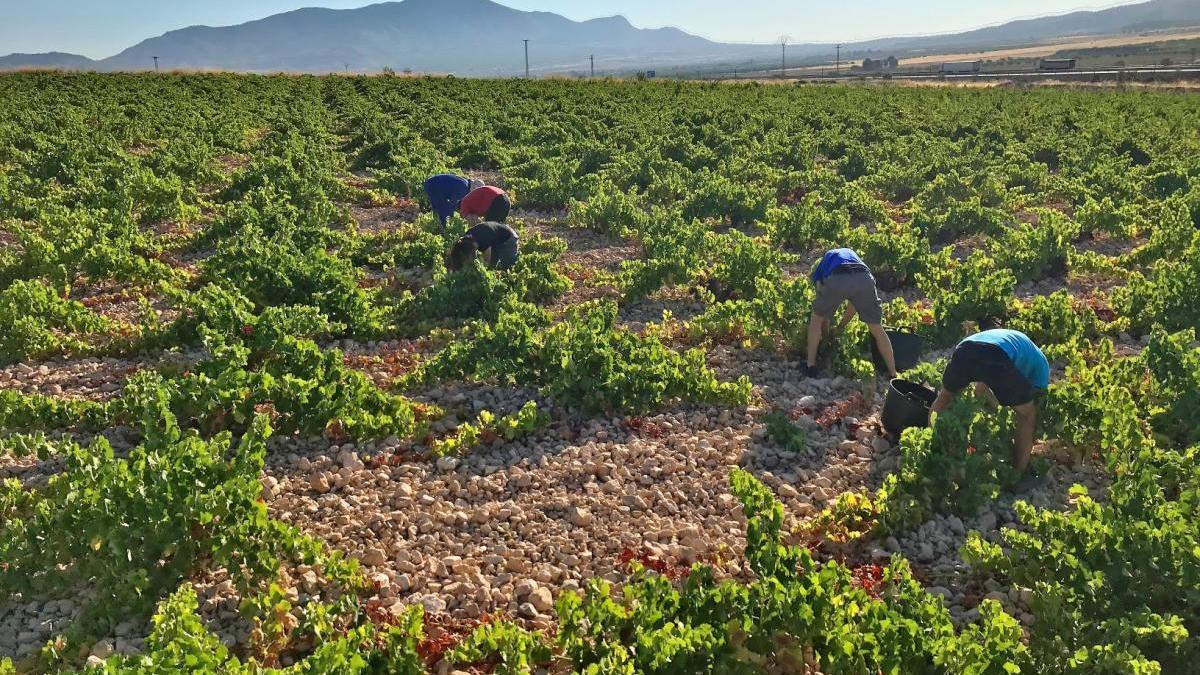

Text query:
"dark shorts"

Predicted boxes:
[[491, 236, 519, 271], [943, 341, 1036, 407], [485, 194, 511, 223], [811, 268, 883, 324]]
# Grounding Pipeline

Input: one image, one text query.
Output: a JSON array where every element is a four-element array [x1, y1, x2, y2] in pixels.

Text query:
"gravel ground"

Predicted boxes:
[[252, 341, 1108, 642], [0, 302, 1113, 665], [349, 201, 421, 235], [617, 287, 706, 332], [0, 350, 199, 402], [0, 193, 1120, 664]]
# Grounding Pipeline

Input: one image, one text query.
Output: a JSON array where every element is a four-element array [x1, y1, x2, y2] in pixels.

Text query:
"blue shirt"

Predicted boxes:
[[811, 248, 869, 284], [964, 330, 1050, 389], [423, 174, 471, 224]]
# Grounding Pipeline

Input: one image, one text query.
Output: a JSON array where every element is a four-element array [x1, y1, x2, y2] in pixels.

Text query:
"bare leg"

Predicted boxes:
[[868, 323, 899, 378], [1012, 402, 1036, 475], [806, 314, 826, 368]]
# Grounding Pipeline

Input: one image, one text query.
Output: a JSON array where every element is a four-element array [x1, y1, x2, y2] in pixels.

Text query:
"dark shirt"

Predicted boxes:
[[466, 222, 516, 252], [424, 174, 471, 224], [811, 248, 870, 284]]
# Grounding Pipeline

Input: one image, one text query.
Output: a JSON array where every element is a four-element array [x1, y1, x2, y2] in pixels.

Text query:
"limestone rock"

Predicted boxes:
[[308, 473, 330, 494], [528, 587, 554, 613], [567, 506, 593, 527], [361, 548, 388, 566]]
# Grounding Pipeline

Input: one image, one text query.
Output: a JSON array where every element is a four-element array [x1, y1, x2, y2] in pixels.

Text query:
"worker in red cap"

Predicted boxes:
[[459, 183, 511, 225]]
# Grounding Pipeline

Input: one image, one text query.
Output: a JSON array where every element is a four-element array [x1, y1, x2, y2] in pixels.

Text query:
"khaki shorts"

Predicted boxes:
[[812, 270, 883, 324]]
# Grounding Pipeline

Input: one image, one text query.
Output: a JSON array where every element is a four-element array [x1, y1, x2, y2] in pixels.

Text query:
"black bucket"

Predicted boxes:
[[870, 330, 923, 375], [882, 379, 937, 436]]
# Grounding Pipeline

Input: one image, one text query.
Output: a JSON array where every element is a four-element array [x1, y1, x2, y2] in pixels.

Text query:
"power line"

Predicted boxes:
[[836, 44, 842, 75], [590, 54, 595, 78], [523, 39, 530, 79]]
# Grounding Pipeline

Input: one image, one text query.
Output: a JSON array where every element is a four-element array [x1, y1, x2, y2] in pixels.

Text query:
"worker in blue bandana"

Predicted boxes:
[[805, 248, 898, 379], [423, 174, 480, 227], [932, 329, 1050, 476]]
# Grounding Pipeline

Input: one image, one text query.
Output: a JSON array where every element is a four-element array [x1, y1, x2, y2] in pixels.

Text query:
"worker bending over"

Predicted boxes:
[[448, 221, 520, 272], [423, 174, 478, 227], [805, 248, 898, 379], [459, 184, 511, 225], [931, 329, 1050, 476]]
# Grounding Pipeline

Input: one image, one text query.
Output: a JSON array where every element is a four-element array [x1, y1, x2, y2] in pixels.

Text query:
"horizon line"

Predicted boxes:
[[5, 0, 1160, 62]]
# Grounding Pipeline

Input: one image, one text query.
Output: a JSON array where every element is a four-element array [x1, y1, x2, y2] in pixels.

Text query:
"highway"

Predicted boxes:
[[803, 66, 1200, 81]]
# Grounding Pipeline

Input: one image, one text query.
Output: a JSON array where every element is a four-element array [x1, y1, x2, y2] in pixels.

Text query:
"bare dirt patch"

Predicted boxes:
[[348, 200, 421, 234]]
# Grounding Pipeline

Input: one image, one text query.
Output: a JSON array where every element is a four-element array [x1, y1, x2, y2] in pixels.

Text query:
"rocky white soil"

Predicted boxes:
[[348, 201, 421, 234], [252, 339, 1108, 638], [0, 201, 1117, 664], [0, 322, 1111, 663], [0, 351, 199, 402]]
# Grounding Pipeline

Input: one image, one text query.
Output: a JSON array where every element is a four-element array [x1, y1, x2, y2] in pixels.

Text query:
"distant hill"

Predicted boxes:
[[0, 52, 95, 71], [1, 0, 1199, 75], [842, 0, 1200, 57], [97, 0, 772, 75]]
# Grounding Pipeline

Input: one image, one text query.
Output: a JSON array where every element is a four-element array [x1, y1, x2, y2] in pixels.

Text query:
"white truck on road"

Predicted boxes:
[[940, 60, 982, 74]]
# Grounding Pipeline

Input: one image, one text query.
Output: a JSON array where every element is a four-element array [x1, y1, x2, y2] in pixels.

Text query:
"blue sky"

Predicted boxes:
[[4, 0, 1142, 58]]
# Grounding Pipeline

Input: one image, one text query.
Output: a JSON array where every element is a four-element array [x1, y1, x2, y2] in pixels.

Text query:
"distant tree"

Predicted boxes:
[[403, 68, 413, 75], [885, 56, 899, 69], [382, 66, 395, 76], [862, 58, 880, 71]]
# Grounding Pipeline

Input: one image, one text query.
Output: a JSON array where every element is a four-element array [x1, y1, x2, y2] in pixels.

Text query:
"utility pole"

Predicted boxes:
[[590, 54, 594, 78], [523, 39, 530, 79], [152, 56, 159, 72], [779, 36, 790, 80], [836, 44, 842, 75]]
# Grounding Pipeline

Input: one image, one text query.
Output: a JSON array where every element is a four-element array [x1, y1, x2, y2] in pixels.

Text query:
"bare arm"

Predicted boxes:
[[930, 388, 955, 414], [974, 382, 1001, 409]]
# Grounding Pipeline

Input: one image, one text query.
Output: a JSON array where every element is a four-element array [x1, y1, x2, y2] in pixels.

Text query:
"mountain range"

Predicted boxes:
[[2, 0, 1198, 76], [0, 52, 99, 71]]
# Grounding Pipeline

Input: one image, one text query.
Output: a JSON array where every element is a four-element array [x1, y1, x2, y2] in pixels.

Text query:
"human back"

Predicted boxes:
[[424, 174, 471, 225], [811, 248, 870, 284], [962, 329, 1050, 389]]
